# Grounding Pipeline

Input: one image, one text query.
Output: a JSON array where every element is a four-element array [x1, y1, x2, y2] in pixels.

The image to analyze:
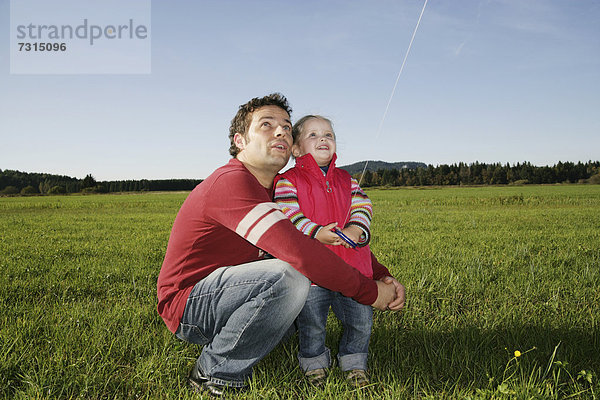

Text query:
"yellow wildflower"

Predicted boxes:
[[514, 350, 522, 358]]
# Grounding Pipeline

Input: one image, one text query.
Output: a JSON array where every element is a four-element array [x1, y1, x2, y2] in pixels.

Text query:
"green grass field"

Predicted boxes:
[[1, 185, 599, 399]]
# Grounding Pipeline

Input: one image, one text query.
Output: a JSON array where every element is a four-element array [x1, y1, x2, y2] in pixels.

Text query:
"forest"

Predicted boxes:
[[0, 171, 202, 195], [1, 160, 599, 195], [350, 160, 600, 187]]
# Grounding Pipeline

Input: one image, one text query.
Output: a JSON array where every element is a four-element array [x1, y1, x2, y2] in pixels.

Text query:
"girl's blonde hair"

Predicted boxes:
[[292, 115, 334, 144]]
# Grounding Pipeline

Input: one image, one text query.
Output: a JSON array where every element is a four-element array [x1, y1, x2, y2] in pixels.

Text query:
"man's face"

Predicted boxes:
[[234, 105, 293, 173]]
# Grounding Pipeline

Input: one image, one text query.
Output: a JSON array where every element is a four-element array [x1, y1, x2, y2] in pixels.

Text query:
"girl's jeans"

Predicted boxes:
[[297, 285, 373, 373]]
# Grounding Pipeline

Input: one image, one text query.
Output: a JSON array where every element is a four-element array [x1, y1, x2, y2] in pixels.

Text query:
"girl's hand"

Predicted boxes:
[[315, 222, 342, 245], [340, 225, 362, 248]]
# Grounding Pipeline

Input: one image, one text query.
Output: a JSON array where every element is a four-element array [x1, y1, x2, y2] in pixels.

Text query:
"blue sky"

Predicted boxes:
[[1, 0, 599, 180]]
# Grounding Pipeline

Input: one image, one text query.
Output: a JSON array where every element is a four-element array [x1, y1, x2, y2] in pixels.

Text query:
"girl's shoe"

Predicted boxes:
[[346, 369, 370, 388], [305, 368, 328, 387]]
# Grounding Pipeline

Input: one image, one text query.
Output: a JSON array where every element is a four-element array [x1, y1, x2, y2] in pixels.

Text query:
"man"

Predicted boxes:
[[157, 93, 405, 396]]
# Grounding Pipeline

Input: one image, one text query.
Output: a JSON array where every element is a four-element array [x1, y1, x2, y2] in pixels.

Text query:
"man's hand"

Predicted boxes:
[[380, 276, 406, 311], [340, 225, 363, 249], [371, 280, 397, 310], [315, 222, 342, 245]]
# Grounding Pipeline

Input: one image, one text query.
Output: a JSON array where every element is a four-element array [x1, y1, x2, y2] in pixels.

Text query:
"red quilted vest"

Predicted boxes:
[[280, 153, 373, 278]]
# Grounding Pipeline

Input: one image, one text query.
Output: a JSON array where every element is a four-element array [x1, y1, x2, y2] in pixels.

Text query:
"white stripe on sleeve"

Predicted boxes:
[[235, 202, 282, 239], [245, 210, 288, 245]]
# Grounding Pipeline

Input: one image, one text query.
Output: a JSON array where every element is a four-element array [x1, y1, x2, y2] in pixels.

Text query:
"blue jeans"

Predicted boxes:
[[175, 259, 310, 388], [297, 285, 373, 372]]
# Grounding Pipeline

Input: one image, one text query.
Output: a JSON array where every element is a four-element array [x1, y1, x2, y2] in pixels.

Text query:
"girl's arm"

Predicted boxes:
[[343, 178, 373, 246], [274, 177, 341, 245]]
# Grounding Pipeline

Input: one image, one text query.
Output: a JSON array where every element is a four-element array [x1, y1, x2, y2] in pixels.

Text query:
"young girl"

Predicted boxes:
[[274, 115, 374, 388]]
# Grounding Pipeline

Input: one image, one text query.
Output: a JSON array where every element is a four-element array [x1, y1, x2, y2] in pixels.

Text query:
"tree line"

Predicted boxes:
[[353, 161, 600, 187], [0, 170, 202, 195], [1, 160, 599, 196]]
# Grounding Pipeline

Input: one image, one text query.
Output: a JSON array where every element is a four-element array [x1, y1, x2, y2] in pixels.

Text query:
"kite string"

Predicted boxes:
[[356, 0, 428, 189], [344, 0, 428, 228]]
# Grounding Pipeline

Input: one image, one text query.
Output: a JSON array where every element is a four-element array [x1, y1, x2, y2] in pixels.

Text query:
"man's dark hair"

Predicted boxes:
[[229, 93, 292, 157]]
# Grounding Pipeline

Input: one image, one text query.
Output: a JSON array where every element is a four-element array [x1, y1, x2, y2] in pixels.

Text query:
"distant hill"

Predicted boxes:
[[339, 160, 427, 175]]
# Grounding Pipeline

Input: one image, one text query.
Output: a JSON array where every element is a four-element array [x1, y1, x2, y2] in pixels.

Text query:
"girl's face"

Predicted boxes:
[[292, 118, 336, 167]]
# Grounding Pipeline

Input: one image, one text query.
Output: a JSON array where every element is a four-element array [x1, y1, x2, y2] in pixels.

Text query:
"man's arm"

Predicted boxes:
[[369, 252, 406, 311], [371, 252, 392, 280], [207, 170, 381, 306]]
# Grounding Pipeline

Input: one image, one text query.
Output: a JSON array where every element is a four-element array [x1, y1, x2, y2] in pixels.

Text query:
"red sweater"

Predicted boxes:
[[157, 159, 392, 333]]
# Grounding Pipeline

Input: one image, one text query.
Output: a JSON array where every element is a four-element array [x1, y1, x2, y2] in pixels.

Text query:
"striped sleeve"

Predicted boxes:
[[234, 202, 288, 245], [347, 178, 373, 245], [203, 169, 292, 247], [274, 178, 322, 238]]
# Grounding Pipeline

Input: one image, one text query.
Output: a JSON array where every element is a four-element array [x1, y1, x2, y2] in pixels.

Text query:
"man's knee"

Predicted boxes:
[[266, 259, 310, 311]]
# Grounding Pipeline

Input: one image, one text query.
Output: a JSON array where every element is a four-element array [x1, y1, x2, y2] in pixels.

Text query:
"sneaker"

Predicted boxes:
[[305, 368, 328, 387], [188, 366, 245, 397], [188, 366, 211, 395], [346, 369, 370, 388]]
